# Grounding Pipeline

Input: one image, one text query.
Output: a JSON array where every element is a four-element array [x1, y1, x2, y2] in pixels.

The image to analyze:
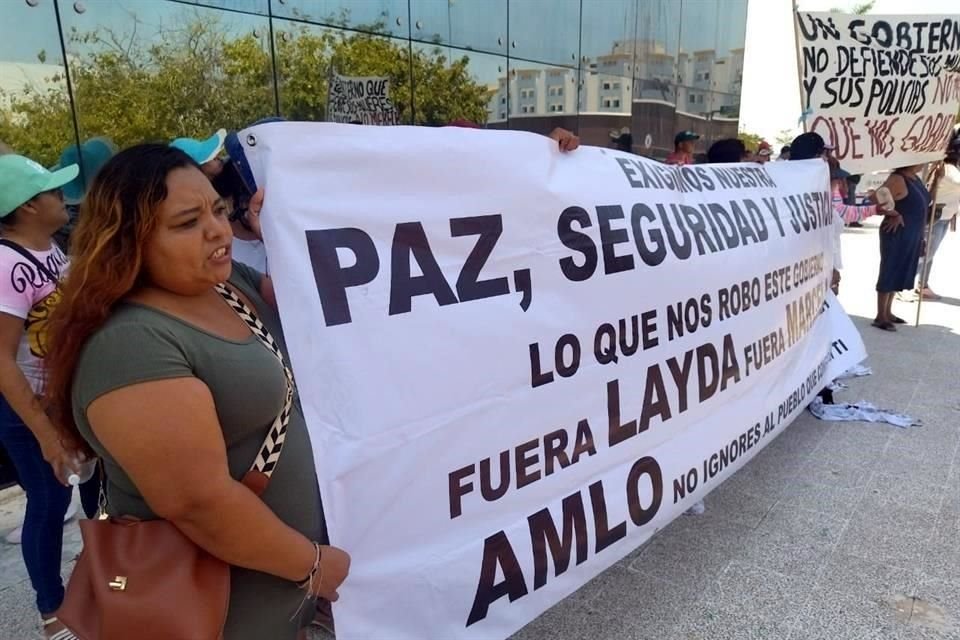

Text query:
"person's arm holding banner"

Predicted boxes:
[[548, 128, 580, 152]]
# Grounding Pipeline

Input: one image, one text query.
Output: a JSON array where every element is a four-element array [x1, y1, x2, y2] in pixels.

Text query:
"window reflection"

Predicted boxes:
[[273, 0, 410, 39], [509, 0, 580, 67], [410, 0, 507, 55], [58, 0, 276, 147], [0, 0, 751, 167], [410, 43, 504, 126], [0, 0, 76, 166]]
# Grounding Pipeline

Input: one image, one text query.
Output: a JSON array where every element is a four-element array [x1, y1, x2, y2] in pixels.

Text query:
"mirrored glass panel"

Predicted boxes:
[[0, 0, 77, 167], [410, 0, 507, 55]]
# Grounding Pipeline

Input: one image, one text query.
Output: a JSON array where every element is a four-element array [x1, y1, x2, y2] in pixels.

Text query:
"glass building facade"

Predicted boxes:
[[0, 0, 748, 171]]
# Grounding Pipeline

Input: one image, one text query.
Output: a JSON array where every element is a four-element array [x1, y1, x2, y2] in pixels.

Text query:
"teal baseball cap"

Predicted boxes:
[[170, 128, 226, 165], [0, 154, 79, 218], [54, 136, 117, 205]]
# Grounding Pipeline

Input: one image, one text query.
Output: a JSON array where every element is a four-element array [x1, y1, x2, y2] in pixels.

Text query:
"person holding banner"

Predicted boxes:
[[874, 164, 931, 331], [916, 141, 960, 300], [43, 145, 350, 640]]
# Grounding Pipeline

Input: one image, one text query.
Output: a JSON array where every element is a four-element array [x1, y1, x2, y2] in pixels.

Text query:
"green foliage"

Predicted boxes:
[[0, 15, 493, 166], [737, 131, 763, 153], [775, 128, 795, 147]]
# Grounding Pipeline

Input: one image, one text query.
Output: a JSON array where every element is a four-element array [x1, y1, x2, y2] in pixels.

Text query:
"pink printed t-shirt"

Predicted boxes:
[[0, 243, 68, 394]]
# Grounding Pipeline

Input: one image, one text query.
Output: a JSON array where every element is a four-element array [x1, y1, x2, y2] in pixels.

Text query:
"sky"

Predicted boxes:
[[740, 0, 960, 146]]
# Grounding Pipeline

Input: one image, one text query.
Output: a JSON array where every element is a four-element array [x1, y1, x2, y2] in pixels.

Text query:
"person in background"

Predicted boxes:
[[214, 143, 266, 274], [610, 127, 633, 153], [874, 164, 930, 330], [170, 128, 227, 180], [0, 154, 99, 640], [43, 145, 350, 640], [665, 130, 699, 165], [707, 138, 749, 164], [51, 137, 116, 253], [754, 140, 773, 164], [827, 157, 892, 294], [779, 145, 791, 161], [916, 142, 960, 300]]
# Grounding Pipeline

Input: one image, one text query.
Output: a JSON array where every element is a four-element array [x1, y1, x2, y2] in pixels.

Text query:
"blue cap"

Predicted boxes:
[[223, 118, 285, 194], [55, 137, 117, 204], [170, 129, 226, 165]]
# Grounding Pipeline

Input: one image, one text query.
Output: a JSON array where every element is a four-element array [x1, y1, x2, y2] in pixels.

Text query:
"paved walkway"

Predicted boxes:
[[1, 218, 958, 639]]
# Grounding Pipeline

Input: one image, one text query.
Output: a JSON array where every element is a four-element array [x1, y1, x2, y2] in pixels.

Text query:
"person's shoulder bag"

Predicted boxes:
[[58, 283, 295, 640]]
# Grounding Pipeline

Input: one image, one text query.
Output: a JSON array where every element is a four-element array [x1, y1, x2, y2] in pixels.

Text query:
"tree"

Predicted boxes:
[[737, 131, 764, 153], [830, 1, 874, 14], [775, 129, 794, 146], [0, 13, 493, 166]]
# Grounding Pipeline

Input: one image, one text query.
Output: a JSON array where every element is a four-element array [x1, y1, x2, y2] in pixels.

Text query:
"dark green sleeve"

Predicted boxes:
[[71, 321, 194, 419]]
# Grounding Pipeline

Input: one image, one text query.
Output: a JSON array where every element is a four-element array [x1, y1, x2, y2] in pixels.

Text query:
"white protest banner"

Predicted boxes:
[[240, 122, 867, 639], [795, 12, 960, 174], [326, 71, 400, 125]]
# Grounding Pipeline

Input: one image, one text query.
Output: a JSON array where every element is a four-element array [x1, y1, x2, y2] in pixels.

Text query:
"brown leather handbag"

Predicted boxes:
[[59, 283, 296, 640]]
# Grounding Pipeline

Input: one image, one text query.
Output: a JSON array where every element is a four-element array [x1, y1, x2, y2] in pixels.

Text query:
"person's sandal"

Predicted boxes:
[[41, 616, 78, 640], [891, 315, 907, 324], [871, 320, 897, 331]]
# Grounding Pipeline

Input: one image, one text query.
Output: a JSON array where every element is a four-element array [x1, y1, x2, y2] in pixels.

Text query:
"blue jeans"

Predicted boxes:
[[917, 218, 950, 288], [0, 395, 99, 615]]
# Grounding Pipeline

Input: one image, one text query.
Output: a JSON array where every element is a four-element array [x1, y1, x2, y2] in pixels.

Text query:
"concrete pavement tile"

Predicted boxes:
[[697, 481, 778, 529], [921, 511, 960, 584], [734, 505, 847, 579], [878, 448, 954, 487], [792, 587, 915, 640], [837, 501, 938, 570], [586, 566, 707, 638], [815, 552, 922, 602], [700, 561, 813, 622], [778, 477, 867, 515], [898, 579, 960, 639], [671, 602, 796, 640], [511, 602, 650, 640], [818, 421, 892, 450], [627, 533, 734, 587], [0, 580, 44, 638], [798, 453, 876, 490], [863, 471, 946, 515]]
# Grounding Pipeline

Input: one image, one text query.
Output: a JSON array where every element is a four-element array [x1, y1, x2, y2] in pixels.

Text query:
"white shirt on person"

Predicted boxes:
[[937, 164, 960, 220]]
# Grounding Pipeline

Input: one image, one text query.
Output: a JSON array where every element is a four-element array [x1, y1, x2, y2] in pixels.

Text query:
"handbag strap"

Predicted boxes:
[[215, 283, 295, 496], [0, 239, 61, 284]]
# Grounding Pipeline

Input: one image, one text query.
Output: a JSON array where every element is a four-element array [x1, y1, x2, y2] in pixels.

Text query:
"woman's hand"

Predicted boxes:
[[549, 128, 580, 152], [881, 212, 904, 233], [245, 189, 264, 241], [37, 432, 82, 486], [308, 545, 351, 602]]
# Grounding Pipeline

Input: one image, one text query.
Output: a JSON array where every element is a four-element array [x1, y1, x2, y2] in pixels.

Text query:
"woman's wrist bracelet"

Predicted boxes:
[[296, 542, 323, 589]]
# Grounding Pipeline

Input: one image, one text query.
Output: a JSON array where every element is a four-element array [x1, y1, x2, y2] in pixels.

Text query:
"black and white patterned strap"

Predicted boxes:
[[215, 283, 294, 479]]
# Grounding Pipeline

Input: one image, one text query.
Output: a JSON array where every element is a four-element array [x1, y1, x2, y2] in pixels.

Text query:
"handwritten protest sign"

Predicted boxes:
[[796, 12, 960, 174], [241, 123, 867, 639], [326, 71, 400, 125]]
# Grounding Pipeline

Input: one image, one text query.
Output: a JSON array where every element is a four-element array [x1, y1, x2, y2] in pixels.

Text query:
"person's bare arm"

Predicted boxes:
[[87, 377, 349, 599], [880, 173, 907, 232], [0, 312, 75, 483]]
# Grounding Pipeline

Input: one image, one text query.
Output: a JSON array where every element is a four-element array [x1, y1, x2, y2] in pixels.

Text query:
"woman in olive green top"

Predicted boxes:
[[44, 144, 349, 640]]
